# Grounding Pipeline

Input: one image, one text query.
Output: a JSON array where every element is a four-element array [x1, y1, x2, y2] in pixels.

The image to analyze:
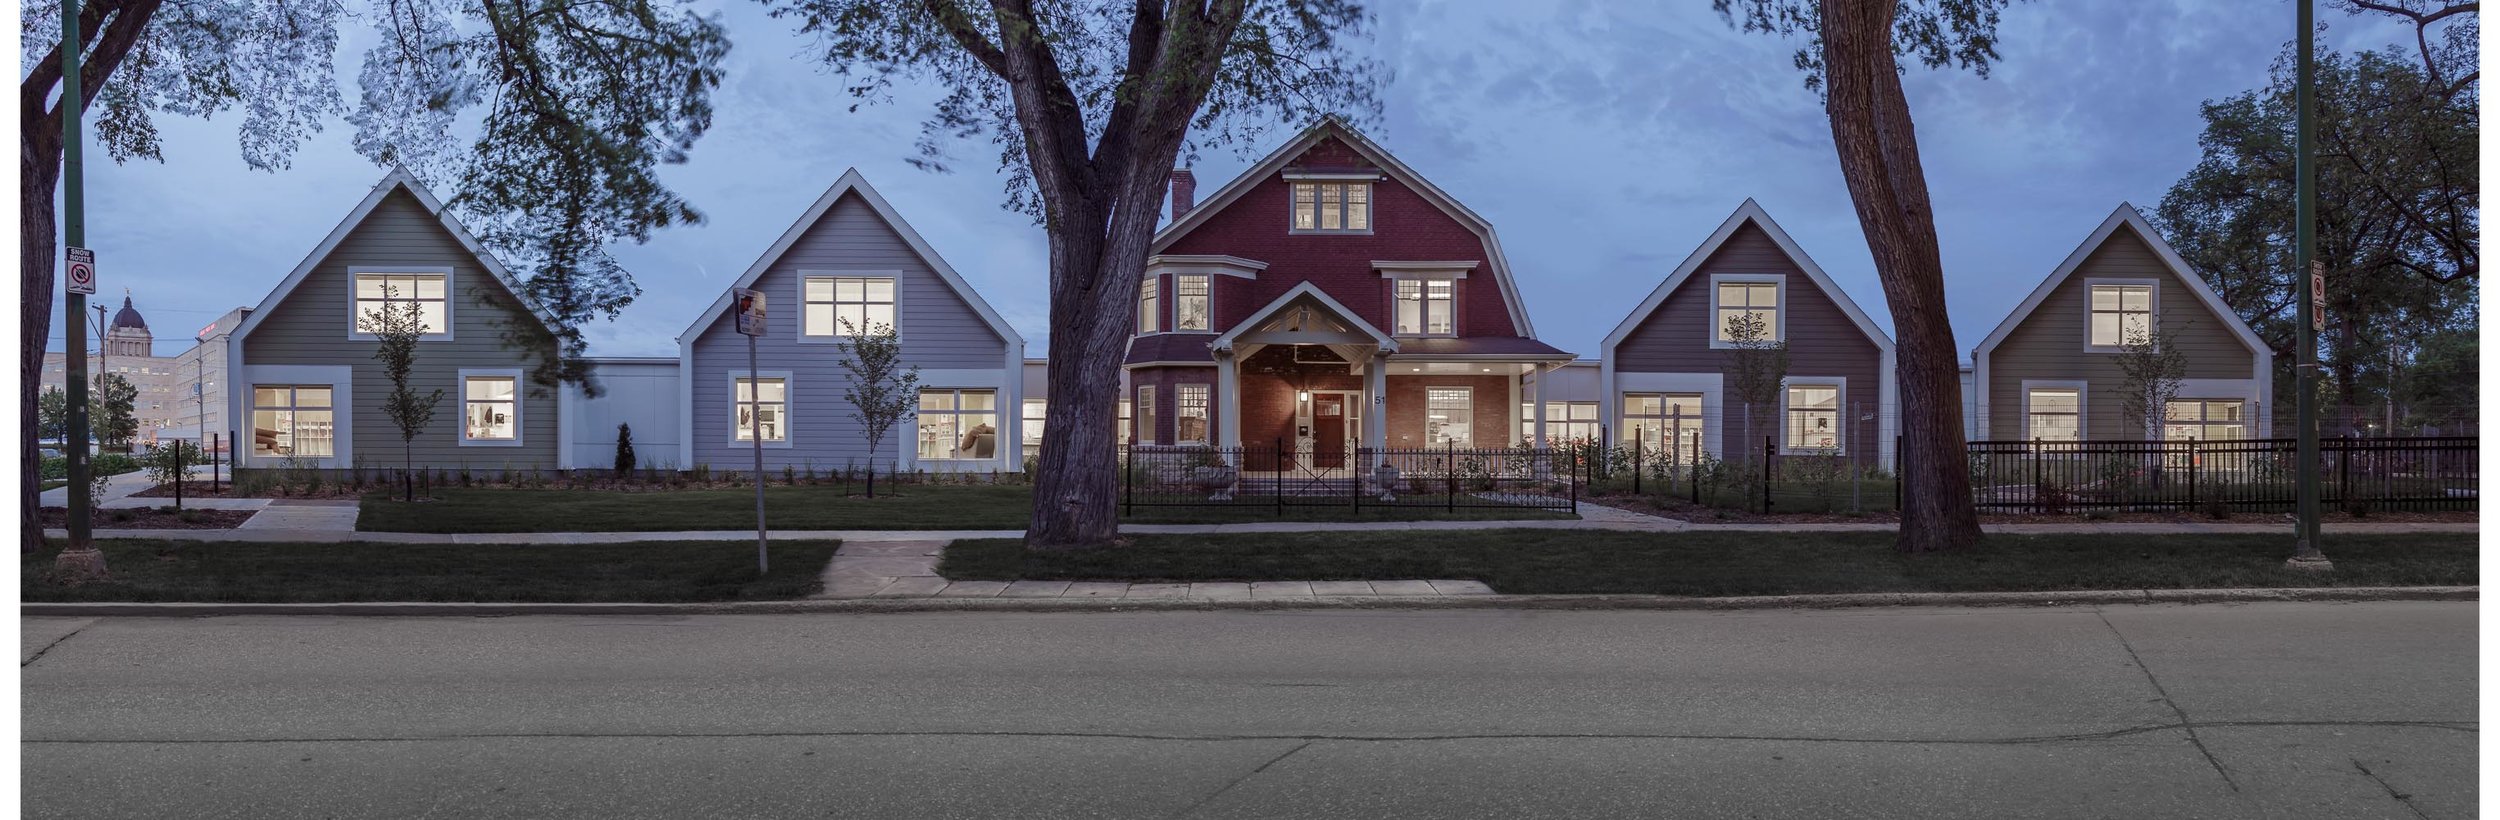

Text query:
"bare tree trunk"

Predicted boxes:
[[21, 116, 64, 552], [1026, 176, 1166, 549], [1818, 0, 1981, 552]]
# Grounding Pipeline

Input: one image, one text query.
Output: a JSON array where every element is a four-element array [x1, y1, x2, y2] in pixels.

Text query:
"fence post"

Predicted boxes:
[[2338, 433, 2353, 507], [2031, 437, 2044, 514], [1690, 431, 1701, 506], [2187, 437, 2199, 508], [1569, 447, 1579, 508], [1446, 439, 1456, 512], [1632, 428, 1642, 496], [1762, 436, 1774, 513], [210, 432, 221, 493], [172, 439, 185, 509], [1122, 446, 1133, 517], [1276, 439, 1286, 518], [1352, 447, 1362, 513]]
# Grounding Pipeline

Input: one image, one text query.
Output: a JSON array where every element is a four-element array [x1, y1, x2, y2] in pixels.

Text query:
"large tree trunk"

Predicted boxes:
[[1025, 172, 1169, 549], [1818, 0, 1982, 552], [21, 115, 64, 552]]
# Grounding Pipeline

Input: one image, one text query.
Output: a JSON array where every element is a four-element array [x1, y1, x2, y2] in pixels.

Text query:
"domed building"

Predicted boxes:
[[36, 293, 232, 450], [105, 296, 155, 358]]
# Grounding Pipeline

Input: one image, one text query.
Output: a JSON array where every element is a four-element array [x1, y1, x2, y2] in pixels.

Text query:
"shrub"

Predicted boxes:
[[614, 423, 637, 477], [142, 440, 205, 492], [2343, 496, 2374, 519], [2035, 479, 2074, 515], [2202, 496, 2231, 520]]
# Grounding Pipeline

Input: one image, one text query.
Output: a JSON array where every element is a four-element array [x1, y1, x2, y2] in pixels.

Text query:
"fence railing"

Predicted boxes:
[[1963, 436, 2477, 513], [1119, 443, 1580, 514]]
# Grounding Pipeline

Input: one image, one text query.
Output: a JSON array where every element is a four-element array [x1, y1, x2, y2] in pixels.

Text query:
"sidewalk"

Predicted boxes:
[[38, 469, 269, 511], [812, 538, 1498, 601]]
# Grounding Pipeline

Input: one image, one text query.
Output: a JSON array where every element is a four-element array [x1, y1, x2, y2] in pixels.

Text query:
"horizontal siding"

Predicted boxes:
[[1988, 224, 2258, 439], [241, 188, 559, 469], [689, 191, 1008, 470], [1613, 223, 1884, 454], [569, 363, 682, 469]]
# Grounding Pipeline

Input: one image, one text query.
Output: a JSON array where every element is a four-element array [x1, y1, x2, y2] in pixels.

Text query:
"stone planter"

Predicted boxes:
[[1191, 466, 1240, 501]]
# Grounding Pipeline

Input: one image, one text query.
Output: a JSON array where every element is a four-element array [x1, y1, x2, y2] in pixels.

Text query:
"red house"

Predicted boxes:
[[1128, 118, 1574, 471]]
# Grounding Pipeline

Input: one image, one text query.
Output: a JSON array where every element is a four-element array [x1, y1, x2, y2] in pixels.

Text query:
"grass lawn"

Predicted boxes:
[[40, 480, 67, 492], [22, 539, 841, 603], [940, 530, 2476, 596], [356, 484, 1573, 533]]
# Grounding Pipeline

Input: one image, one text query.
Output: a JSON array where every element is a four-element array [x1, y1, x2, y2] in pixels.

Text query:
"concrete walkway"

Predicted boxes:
[[39, 469, 270, 511], [812, 539, 1497, 600]]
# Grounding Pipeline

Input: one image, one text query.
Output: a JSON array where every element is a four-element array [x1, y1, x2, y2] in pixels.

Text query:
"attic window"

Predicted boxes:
[[1292, 182, 1370, 233], [351, 270, 450, 337]]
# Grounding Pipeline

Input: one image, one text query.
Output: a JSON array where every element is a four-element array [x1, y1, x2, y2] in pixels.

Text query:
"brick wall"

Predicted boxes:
[[1126, 366, 1216, 445], [1384, 375, 1513, 448]]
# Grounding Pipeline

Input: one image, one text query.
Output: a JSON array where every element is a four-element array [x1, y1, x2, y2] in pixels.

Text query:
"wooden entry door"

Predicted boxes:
[[1312, 394, 1348, 469]]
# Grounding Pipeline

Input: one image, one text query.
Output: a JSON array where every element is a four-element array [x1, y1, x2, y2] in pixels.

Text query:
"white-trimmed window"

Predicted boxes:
[[1138, 276, 1162, 334], [1176, 384, 1211, 445], [1425, 387, 1473, 447], [2088, 282, 2156, 348], [352, 270, 450, 337], [2026, 387, 2082, 442], [732, 376, 788, 444], [1783, 383, 1842, 453], [1021, 399, 1047, 460], [1519, 401, 1599, 445], [1135, 386, 1159, 445], [1394, 278, 1456, 336], [251, 385, 335, 458], [803, 276, 896, 337], [1292, 181, 1371, 233], [917, 389, 998, 461], [2163, 399, 2246, 442], [1712, 276, 1782, 346], [1117, 398, 1133, 447], [1174, 275, 1211, 332], [1622, 393, 1705, 462], [460, 370, 521, 445]]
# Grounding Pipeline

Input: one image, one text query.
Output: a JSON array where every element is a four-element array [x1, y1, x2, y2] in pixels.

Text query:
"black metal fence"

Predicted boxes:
[[1120, 443, 1580, 514], [1963, 436, 2477, 513]]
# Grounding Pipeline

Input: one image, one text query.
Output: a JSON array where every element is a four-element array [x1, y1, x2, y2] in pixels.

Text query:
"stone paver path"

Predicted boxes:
[[811, 538, 1499, 601]]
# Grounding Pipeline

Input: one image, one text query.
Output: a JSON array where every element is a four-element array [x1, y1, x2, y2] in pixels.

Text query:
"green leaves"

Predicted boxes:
[[1711, 0, 2023, 94]]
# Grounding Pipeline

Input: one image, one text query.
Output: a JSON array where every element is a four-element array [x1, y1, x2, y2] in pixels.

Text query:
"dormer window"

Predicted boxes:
[[1292, 181, 1371, 233], [1394, 278, 1455, 336]]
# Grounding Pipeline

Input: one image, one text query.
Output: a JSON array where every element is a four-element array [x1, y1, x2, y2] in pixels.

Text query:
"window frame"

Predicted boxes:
[[1134, 385, 1160, 446], [2021, 380, 2089, 445], [1175, 384, 1212, 446], [1707, 273, 1786, 349], [1778, 377, 1846, 455], [1392, 277, 1459, 337], [457, 367, 525, 447], [1618, 393, 1707, 463], [250, 384, 338, 459], [724, 370, 794, 449], [1423, 386, 1474, 447], [797, 272, 899, 342], [1173, 274, 1213, 332], [347, 266, 454, 341], [1137, 275, 1163, 335], [2083, 278, 2160, 353], [2162, 398, 2247, 442], [915, 388, 1000, 462], [1289, 180, 1375, 235], [1518, 401, 1600, 446]]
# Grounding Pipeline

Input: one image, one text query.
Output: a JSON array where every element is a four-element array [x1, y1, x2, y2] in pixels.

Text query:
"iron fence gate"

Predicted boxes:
[[1120, 443, 1580, 514]]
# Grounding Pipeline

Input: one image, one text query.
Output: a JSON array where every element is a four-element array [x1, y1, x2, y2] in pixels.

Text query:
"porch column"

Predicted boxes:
[[1531, 368, 1548, 449], [1215, 350, 1241, 461], [1364, 353, 1388, 468]]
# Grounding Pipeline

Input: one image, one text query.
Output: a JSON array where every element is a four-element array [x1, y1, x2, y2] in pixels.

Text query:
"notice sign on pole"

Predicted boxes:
[[65, 247, 96, 295], [2309, 262, 2327, 332], [732, 288, 766, 336]]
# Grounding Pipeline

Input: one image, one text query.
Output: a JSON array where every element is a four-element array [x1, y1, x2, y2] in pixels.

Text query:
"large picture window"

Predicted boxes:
[[1425, 387, 1473, 447], [1783, 384, 1842, 453], [462, 373, 519, 443], [2026, 388, 2081, 442], [353, 272, 449, 336], [1176, 384, 1211, 445], [1174, 275, 1211, 332], [1394, 279, 1455, 336], [2163, 399, 2246, 442], [1713, 279, 1780, 344], [1519, 401, 1600, 445], [1292, 181, 1371, 232], [2088, 283, 2155, 348], [918, 389, 998, 461], [803, 276, 896, 337], [733, 377, 787, 443], [252, 385, 335, 458], [1621, 394, 1705, 463]]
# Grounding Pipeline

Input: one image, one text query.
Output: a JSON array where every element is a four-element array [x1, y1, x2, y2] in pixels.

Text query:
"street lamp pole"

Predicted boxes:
[[2287, 0, 2331, 570], [51, 0, 107, 579]]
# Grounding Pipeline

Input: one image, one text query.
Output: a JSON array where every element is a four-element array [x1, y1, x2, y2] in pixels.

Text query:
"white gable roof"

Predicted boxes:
[[1971, 203, 2268, 360], [229, 167, 557, 342], [677, 168, 1024, 346], [1153, 116, 1537, 338], [1598, 199, 1895, 357], [1209, 280, 1399, 354]]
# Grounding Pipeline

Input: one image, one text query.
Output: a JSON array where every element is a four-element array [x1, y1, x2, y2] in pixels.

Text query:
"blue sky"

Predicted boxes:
[[65, 0, 2410, 359]]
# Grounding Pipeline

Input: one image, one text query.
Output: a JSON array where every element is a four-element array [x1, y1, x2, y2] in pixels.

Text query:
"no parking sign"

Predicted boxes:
[[65, 247, 95, 295]]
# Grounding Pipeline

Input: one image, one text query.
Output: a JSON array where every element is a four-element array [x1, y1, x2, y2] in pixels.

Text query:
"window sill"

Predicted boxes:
[[1288, 229, 1375, 236], [459, 438, 525, 448], [731, 439, 795, 450]]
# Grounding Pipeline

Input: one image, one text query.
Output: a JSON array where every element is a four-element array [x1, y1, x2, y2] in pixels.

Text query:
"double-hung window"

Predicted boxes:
[[1425, 387, 1473, 447], [803, 276, 896, 337], [2088, 283, 2155, 348], [1135, 386, 1159, 445], [1621, 394, 1705, 463], [352, 271, 449, 336], [1292, 181, 1371, 232], [2026, 388, 2082, 443], [461, 372, 520, 444], [251, 386, 335, 458], [917, 389, 998, 461], [2163, 400, 2245, 442], [1713, 278, 1781, 345], [733, 377, 787, 443], [1783, 383, 1842, 453], [1138, 277, 1162, 334], [1174, 275, 1211, 331], [1394, 279, 1456, 336], [1176, 384, 1211, 445]]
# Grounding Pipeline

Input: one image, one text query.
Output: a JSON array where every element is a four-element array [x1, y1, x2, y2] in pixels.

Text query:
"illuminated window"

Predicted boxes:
[[352, 272, 448, 336], [1138, 277, 1161, 334], [1620, 394, 1705, 463], [1425, 387, 1473, 447], [1394, 279, 1455, 335], [1176, 384, 1210, 445], [1784, 383, 1841, 452], [2163, 399, 2245, 442], [1291, 181, 1371, 232], [917, 389, 998, 461], [251, 386, 335, 458], [803, 276, 896, 337], [1714, 280, 1780, 344], [1174, 275, 1211, 331], [2089, 284, 2155, 348], [461, 373, 519, 443], [732, 377, 786, 443], [2026, 388, 2081, 442]]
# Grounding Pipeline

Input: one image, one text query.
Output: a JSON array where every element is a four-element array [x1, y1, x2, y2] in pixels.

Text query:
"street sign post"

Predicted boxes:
[[733, 288, 769, 575], [49, 0, 107, 580], [65, 247, 96, 295], [2309, 263, 2327, 333], [2287, 0, 2330, 570]]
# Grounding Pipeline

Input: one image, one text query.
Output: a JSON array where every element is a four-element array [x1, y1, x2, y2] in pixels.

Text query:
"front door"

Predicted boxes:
[[1313, 394, 1348, 469]]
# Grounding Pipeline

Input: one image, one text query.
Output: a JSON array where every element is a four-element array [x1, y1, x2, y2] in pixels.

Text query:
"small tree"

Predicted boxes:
[[834, 320, 921, 499], [614, 423, 638, 477], [1721, 312, 1791, 465], [2115, 325, 2189, 439], [91, 374, 139, 453], [37, 386, 68, 443], [144, 440, 203, 511], [366, 287, 445, 501]]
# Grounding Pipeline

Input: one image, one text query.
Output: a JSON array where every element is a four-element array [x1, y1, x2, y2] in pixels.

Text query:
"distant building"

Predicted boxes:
[[39, 296, 194, 447], [164, 306, 253, 451]]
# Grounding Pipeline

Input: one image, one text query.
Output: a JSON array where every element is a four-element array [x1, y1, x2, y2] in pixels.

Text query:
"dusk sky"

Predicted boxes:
[[62, 0, 2413, 360]]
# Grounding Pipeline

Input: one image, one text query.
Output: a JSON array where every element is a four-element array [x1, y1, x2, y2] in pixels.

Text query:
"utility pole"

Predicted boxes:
[[2287, 0, 2332, 571], [52, 0, 107, 580]]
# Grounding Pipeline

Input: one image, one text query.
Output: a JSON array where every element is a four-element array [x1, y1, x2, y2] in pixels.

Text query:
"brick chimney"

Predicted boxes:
[[1167, 167, 1197, 220]]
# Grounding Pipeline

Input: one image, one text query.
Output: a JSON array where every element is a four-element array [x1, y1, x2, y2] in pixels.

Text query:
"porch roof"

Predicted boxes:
[[1390, 337, 1575, 360]]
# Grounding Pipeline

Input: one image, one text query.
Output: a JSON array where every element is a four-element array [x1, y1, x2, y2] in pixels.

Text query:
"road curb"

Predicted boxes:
[[20, 585, 2475, 617]]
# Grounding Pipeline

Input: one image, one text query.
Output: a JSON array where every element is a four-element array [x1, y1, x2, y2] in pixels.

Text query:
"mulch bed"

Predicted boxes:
[[38, 506, 256, 529]]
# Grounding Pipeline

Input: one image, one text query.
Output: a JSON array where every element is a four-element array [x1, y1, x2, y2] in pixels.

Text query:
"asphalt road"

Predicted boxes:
[[21, 603, 2477, 819]]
